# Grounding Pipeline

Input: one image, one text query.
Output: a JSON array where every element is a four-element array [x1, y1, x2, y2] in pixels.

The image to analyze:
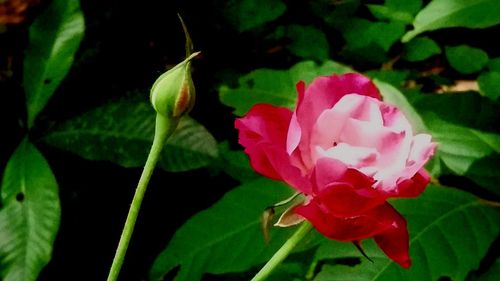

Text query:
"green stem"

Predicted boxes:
[[107, 114, 176, 281], [251, 222, 313, 281]]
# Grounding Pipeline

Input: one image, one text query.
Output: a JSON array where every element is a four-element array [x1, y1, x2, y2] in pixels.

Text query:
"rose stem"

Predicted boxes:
[[251, 222, 313, 281], [107, 114, 176, 281]]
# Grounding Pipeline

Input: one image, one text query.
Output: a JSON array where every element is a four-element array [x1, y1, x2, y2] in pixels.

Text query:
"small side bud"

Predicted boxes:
[[261, 207, 275, 243], [150, 51, 200, 119]]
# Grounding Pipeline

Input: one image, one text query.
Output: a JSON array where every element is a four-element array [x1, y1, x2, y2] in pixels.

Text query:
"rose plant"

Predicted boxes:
[[236, 73, 436, 269]]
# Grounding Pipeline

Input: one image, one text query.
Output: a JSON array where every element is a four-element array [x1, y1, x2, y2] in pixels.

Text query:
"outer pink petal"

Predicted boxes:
[[394, 169, 430, 198], [296, 74, 381, 167], [235, 104, 311, 193], [295, 202, 411, 267], [295, 202, 401, 241], [310, 158, 384, 216], [287, 81, 306, 154], [374, 205, 411, 268]]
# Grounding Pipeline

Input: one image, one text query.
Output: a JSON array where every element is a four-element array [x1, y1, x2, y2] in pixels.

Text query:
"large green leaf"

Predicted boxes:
[[313, 185, 500, 281], [473, 258, 500, 281], [465, 154, 500, 196], [412, 92, 500, 134], [403, 0, 500, 42], [214, 142, 259, 183], [0, 139, 61, 281], [222, 0, 286, 32], [149, 178, 297, 281], [219, 61, 352, 116], [42, 99, 218, 172], [24, 0, 85, 128], [423, 113, 500, 175]]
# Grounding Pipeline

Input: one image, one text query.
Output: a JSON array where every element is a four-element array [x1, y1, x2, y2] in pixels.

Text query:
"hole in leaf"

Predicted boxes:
[[16, 192, 25, 202], [438, 277, 452, 281], [44, 78, 52, 85]]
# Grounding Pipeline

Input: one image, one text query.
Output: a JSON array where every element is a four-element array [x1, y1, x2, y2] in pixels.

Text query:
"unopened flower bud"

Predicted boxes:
[[150, 51, 200, 119]]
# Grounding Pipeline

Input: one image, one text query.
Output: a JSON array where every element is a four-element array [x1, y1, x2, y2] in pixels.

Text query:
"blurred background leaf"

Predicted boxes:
[[402, 37, 441, 62], [445, 45, 489, 74], [478, 71, 500, 100], [270, 25, 330, 61], [0, 139, 60, 281], [222, 0, 286, 32], [23, 0, 84, 128], [367, 0, 422, 24], [42, 98, 218, 172], [219, 61, 352, 116]]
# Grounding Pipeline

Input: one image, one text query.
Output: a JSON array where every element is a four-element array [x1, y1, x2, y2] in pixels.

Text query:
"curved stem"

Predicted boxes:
[[107, 114, 176, 281], [251, 222, 313, 281]]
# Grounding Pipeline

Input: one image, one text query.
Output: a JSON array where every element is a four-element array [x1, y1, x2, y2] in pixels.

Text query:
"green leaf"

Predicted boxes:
[[446, 45, 489, 74], [478, 71, 500, 101], [403, 37, 441, 61], [367, 5, 414, 23], [310, 0, 361, 28], [24, 0, 85, 128], [0, 139, 61, 281], [285, 25, 330, 61], [219, 60, 352, 116], [215, 142, 259, 183], [223, 0, 286, 32], [42, 98, 218, 172], [403, 0, 500, 42], [341, 19, 406, 52], [368, 0, 423, 23], [487, 57, 500, 71], [374, 80, 427, 134], [412, 92, 500, 134], [465, 154, 500, 196], [473, 258, 500, 281], [423, 113, 500, 175], [365, 70, 410, 87], [313, 185, 500, 281], [149, 178, 297, 281]]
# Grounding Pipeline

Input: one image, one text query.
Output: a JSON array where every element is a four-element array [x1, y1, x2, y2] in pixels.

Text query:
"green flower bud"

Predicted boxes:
[[150, 51, 200, 119]]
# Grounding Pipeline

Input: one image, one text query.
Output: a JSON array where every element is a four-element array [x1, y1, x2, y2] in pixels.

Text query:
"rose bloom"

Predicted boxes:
[[235, 73, 436, 268]]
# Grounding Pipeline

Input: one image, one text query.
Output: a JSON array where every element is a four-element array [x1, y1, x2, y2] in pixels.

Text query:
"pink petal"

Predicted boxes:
[[295, 202, 411, 267], [287, 81, 306, 155], [395, 169, 430, 198], [392, 134, 437, 186], [235, 104, 311, 193], [373, 205, 411, 268], [287, 111, 301, 155], [340, 118, 402, 150], [296, 74, 381, 168], [311, 158, 384, 216], [316, 143, 379, 168], [295, 202, 403, 242], [379, 103, 412, 133], [312, 157, 349, 193], [235, 104, 291, 148]]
